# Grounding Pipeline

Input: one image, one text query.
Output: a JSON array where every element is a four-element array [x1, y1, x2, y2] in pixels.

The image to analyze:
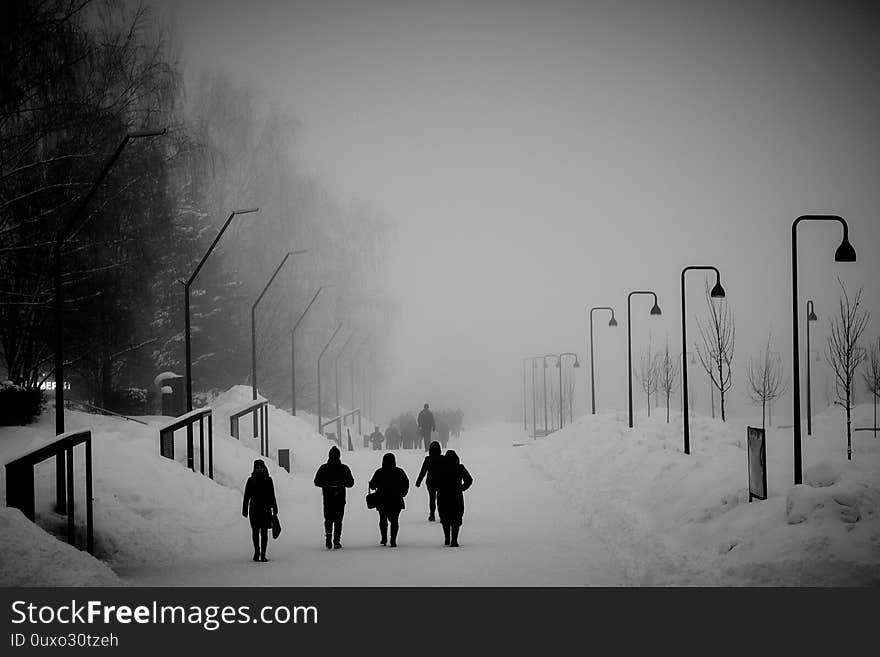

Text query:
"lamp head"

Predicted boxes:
[[808, 309, 818, 322], [710, 281, 726, 298], [834, 235, 856, 262], [555, 361, 560, 369], [573, 359, 581, 368], [608, 316, 618, 327], [650, 302, 662, 316], [234, 207, 259, 215]]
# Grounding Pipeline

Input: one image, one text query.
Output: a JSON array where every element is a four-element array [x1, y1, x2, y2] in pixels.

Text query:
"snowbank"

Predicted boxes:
[[523, 404, 880, 585], [0, 508, 121, 586]]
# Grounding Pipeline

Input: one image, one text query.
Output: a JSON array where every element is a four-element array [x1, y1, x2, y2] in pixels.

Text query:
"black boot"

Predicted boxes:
[[325, 533, 332, 549], [253, 551, 259, 562], [390, 526, 398, 548], [450, 525, 460, 547], [442, 523, 450, 546]]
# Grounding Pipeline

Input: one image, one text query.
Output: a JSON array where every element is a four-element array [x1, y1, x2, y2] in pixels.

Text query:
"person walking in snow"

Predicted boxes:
[[417, 403, 435, 451], [313, 446, 355, 549], [415, 440, 444, 521], [436, 450, 473, 547], [242, 459, 278, 562], [369, 425, 385, 451], [368, 453, 410, 547], [385, 424, 401, 450]]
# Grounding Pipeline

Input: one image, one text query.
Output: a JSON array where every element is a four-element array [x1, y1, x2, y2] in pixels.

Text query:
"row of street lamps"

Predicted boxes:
[[522, 354, 581, 438], [527, 215, 857, 486]]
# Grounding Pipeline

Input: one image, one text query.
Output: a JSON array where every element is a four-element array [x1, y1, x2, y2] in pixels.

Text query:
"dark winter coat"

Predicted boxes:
[[370, 429, 384, 448], [417, 408, 435, 433], [242, 470, 278, 530], [369, 453, 410, 513], [436, 450, 473, 527], [314, 446, 355, 509], [415, 441, 444, 489], [385, 426, 401, 449]]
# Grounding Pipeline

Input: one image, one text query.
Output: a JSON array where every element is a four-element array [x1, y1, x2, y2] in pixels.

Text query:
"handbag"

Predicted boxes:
[[271, 514, 281, 539], [365, 490, 378, 509]]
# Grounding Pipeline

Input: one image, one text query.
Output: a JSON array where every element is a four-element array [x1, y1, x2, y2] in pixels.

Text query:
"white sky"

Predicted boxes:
[[153, 0, 880, 424]]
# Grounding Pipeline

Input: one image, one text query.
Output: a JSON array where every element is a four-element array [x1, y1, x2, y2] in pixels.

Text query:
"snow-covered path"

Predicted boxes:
[[118, 438, 627, 586]]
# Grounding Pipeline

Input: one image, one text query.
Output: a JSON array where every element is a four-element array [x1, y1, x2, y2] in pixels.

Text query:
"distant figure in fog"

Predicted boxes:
[[242, 459, 278, 562], [415, 440, 444, 521], [417, 403, 435, 451], [313, 446, 355, 549], [370, 426, 385, 451], [437, 418, 450, 449], [385, 424, 401, 449], [437, 450, 473, 547], [368, 453, 410, 547]]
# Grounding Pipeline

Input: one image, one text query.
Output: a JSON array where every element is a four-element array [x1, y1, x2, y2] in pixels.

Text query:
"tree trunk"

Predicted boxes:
[[846, 390, 852, 460], [666, 391, 670, 423], [762, 400, 766, 431]]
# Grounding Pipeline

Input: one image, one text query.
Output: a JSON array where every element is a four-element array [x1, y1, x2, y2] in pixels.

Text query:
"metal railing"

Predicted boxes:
[[320, 408, 361, 445], [230, 399, 269, 458], [5, 429, 94, 554], [159, 408, 213, 479]]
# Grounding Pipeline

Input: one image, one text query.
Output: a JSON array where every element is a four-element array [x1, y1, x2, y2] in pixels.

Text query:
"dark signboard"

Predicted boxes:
[[747, 426, 767, 501]]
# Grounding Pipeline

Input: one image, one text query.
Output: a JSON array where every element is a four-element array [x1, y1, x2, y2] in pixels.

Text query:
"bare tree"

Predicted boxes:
[[747, 333, 787, 430], [826, 280, 869, 460], [564, 366, 576, 424], [657, 340, 678, 423], [695, 280, 735, 421], [861, 337, 880, 438], [639, 338, 660, 417]]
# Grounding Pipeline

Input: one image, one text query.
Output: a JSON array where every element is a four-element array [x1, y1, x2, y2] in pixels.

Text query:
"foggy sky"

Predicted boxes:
[[153, 0, 880, 425]]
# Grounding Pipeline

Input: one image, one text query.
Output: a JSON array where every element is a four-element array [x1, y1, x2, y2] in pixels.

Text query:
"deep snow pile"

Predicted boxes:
[[0, 507, 121, 586], [522, 405, 880, 586]]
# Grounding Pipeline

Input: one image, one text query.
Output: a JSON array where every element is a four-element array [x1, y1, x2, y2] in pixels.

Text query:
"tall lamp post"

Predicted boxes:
[[522, 357, 532, 431], [627, 291, 662, 429], [185, 207, 259, 411], [352, 337, 370, 434], [54, 128, 165, 512], [589, 307, 617, 414], [791, 215, 856, 484], [251, 251, 306, 403], [556, 352, 580, 429], [542, 354, 558, 434], [291, 284, 332, 415], [317, 323, 343, 435], [333, 331, 357, 426], [806, 300, 817, 436], [680, 266, 726, 454]]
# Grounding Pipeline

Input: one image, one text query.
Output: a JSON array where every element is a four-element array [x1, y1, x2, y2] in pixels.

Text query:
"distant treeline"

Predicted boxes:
[[1, 0, 395, 419]]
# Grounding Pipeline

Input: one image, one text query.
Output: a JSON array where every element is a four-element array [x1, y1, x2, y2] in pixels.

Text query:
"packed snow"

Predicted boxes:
[[1, 387, 878, 586]]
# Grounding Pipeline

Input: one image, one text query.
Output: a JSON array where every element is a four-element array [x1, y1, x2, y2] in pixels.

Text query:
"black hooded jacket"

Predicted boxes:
[[415, 441, 444, 488], [436, 450, 473, 525], [369, 453, 410, 513], [242, 464, 278, 523], [314, 446, 355, 506]]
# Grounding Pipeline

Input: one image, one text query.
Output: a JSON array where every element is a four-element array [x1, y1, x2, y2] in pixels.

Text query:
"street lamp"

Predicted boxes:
[[680, 266, 726, 454], [185, 207, 259, 412], [556, 353, 580, 429], [589, 307, 617, 414], [627, 291, 662, 429], [53, 128, 165, 512], [251, 250, 306, 403], [317, 323, 343, 435], [791, 215, 855, 484], [806, 300, 817, 436], [291, 284, 333, 415], [542, 354, 558, 434], [352, 337, 370, 434], [334, 332, 356, 436]]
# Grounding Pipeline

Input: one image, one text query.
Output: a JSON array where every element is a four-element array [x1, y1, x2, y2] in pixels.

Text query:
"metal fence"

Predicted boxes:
[[5, 429, 94, 554], [158, 408, 213, 479], [230, 399, 269, 458]]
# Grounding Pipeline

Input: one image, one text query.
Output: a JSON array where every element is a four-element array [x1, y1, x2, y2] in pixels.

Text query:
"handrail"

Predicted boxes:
[[158, 408, 213, 478], [320, 407, 361, 431], [5, 429, 94, 554], [229, 399, 269, 458]]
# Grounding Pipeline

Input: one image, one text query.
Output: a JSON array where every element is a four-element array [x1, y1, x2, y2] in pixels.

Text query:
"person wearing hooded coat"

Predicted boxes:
[[368, 453, 410, 547], [436, 450, 473, 547], [313, 446, 355, 549], [242, 459, 278, 562], [385, 424, 401, 450], [415, 440, 444, 521]]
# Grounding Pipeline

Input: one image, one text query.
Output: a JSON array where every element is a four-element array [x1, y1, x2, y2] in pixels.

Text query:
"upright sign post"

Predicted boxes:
[[747, 426, 768, 502]]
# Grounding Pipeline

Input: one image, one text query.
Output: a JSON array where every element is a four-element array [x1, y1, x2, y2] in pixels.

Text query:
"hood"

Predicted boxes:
[[446, 450, 460, 466], [429, 441, 441, 456], [328, 446, 341, 463], [252, 459, 268, 476], [382, 452, 396, 468]]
